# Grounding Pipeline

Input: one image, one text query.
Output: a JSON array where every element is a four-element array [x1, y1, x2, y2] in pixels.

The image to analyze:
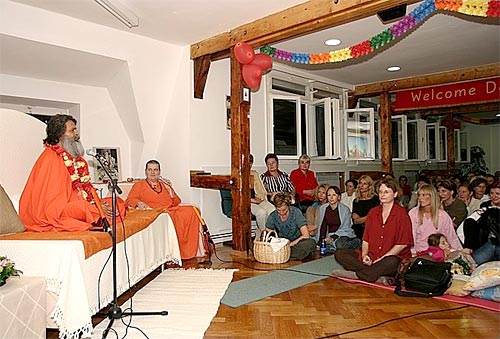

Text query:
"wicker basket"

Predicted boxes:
[[253, 230, 291, 264]]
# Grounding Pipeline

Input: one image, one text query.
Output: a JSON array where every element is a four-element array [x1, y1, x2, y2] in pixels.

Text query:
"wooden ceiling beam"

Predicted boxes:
[[353, 63, 500, 98], [190, 0, 419, 60], [415, 102, 500, 117]]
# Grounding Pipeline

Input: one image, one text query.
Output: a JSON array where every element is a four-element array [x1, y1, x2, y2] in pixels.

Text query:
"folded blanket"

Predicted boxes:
[[0, 208, 164, 258]]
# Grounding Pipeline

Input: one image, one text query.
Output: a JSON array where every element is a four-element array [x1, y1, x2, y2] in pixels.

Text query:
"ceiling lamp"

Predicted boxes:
[[324, 39, 341, 46], [94, 0, 139, 28], [386, 66, 401, 72]]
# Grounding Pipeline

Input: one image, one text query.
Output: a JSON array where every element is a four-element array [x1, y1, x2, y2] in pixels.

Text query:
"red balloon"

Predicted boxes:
[[234, 42, 255, 65], [242, 64, 262, 90], [251, 53, 273, 72]]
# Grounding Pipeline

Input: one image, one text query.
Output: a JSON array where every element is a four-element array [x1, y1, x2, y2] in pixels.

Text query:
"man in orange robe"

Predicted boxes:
[[19, 114, 103, 232], [125, 160, 202, 259]]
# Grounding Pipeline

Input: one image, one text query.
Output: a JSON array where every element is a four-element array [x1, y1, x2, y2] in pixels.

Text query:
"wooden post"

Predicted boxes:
[[379, 91, 392, 175], [230, 50, 251, 251], [445, 114, 455, 173]]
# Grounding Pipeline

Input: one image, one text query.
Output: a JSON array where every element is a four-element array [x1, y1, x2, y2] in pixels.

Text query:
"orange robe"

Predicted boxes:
[[125, 180, 201, 259], [19, 147, 101, 232]]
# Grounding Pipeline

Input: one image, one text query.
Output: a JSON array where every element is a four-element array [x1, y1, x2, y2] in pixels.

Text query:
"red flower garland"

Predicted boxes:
[[49, 144, 95, 203]]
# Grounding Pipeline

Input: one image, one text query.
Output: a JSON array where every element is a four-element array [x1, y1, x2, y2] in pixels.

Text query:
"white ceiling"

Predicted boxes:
[[4, 0, 500, 87]]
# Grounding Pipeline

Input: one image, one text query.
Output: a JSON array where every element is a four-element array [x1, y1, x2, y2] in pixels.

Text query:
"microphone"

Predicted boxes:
[[158, 176, 172, 187], [86, 149, 106, 161]]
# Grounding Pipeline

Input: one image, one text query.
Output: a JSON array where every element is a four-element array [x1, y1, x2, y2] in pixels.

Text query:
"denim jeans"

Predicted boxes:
[[472, 239, 500, 266]]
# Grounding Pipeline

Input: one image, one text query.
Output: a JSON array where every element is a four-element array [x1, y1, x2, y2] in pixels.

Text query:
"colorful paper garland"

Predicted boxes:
[[261, 0, 499, 65]]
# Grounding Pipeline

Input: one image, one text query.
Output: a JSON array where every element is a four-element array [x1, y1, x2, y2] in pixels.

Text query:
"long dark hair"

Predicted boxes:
[[43, 114, 77, 145]]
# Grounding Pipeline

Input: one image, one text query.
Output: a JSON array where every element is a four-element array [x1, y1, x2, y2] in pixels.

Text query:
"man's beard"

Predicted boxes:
[[60, 135, 85, 158]]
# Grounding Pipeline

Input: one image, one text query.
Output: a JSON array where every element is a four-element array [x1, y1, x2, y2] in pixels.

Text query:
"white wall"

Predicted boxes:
[[465, 122, 500, 174], [0, 0, 191, 197]]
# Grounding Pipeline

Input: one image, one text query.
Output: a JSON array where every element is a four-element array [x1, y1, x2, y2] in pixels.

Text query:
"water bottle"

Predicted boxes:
[[320, 238, 327, 256]]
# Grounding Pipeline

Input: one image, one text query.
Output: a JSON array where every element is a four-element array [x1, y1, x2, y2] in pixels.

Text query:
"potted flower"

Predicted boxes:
[[0, 256, 23, 286]]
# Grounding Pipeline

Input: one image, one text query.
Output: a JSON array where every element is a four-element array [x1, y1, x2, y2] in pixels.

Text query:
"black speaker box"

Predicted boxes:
[[377, 4, 407, 24]]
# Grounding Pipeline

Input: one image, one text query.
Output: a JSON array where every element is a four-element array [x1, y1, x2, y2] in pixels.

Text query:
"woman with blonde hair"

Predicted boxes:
[[408, 184, 462, 256], [351, 175, 380, 239], [305, 183, 329, 236]]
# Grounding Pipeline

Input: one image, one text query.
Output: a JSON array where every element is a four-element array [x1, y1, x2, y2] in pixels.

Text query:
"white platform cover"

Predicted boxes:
[[0, 213, 181, 339]]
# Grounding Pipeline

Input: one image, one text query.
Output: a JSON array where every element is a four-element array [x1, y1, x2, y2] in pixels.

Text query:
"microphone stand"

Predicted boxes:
[[91, 155, 167, 339]]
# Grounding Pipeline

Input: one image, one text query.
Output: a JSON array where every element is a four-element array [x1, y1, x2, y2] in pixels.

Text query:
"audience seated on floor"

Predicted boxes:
[[457, 182, 482, 216], [408, 184, 462, 256], [305, 183, 328, 237], [437, 179, 468, 229], [314, 185, 360, 253], [351, 175, 380, 240], [265, 192, 316, 261], [340, 179, 357, 212], [333, 177, 413, 284]]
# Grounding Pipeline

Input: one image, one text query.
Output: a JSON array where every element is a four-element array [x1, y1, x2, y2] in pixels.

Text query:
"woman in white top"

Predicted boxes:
[[408, 184, 462, 255], [340, 179, 357, 212], [457, 182, 481, 216]]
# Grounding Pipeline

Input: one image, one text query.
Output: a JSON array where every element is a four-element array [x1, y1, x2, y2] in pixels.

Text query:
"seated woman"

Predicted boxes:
[[457, 182, 481, 216], [265, 192, 316, 261], [290, 154, 319, 212], [315, 186, 360, 253], [351, 175, 380, 239], [249, 154, 275, 240], [408, 184, 462, 256], [305, 183, 329, 237], [471, 177, 490, 205], [437, 179, 467, 228], [125, 160, 202, 260], [340, 179, 357, 212], [461, 182, 500, 265], [333, 177, 413, 283], [260, 153, 296, 205]]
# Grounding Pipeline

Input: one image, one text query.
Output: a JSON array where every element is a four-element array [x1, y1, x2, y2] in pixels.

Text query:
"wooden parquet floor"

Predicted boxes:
[[48, 244, 499, 339]]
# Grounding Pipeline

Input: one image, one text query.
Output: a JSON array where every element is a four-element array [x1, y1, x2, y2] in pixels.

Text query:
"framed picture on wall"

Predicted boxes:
[[93, 147, 121, 182], [226, 95, 231, 130]]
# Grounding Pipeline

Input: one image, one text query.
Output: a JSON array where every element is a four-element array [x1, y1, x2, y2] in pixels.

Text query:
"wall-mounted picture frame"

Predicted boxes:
[[226, 95, 231, 130], [93, 147, 121, 182]]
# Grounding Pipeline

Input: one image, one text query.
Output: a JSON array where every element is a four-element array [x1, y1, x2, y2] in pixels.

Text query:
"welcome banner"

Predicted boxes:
[[394, 77, 499, 111]]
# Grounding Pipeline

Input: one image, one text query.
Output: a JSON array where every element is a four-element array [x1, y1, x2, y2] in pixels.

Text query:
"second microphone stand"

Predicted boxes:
[[92, 155, 167, 339]]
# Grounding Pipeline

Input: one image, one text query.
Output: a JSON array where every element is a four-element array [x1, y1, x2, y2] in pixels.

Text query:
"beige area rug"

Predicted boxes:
[[91, 268, 237, 339]]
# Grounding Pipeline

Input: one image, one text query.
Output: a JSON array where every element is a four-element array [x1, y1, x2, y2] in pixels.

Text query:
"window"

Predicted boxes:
[[267, 70, 344, 159], [439, 126, 447, 161], [426, 123, 438, 160], [426, 122, 447, 161], [345, 108, 375, 159], [407, 119, 427, 160], [271, 96, 300, 156], [392, 115, 407, 160], [454, 129, 469, 162]]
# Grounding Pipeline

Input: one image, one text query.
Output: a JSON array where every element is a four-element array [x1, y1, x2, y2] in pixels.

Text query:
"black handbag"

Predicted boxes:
[[395, 258, 452, 297]]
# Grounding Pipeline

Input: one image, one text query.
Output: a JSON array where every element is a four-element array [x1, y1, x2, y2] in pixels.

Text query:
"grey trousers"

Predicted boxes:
[[290, 238, 316, 261]]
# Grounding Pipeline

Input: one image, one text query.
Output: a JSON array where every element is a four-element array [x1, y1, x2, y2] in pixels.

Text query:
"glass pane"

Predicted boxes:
[[273, 98, 297, 155], [427, 126, 436, 159], [314, 104, 326, 157], [439, 127, 447, 161], [454, 129, 460, 161], [347, 110, 372, 159], [300, 104, 306, 155], [391, 119, 403, 158], [407, 121, 418, 159], [271, 78, 306, 96], [460, 131, 468, 162]]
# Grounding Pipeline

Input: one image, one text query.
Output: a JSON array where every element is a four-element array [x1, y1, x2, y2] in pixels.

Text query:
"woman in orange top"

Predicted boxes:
[[126, 160, 202, 259]]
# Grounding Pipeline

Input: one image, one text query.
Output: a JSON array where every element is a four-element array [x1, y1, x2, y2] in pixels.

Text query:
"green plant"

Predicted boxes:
[[0, 256, 23, 285]]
